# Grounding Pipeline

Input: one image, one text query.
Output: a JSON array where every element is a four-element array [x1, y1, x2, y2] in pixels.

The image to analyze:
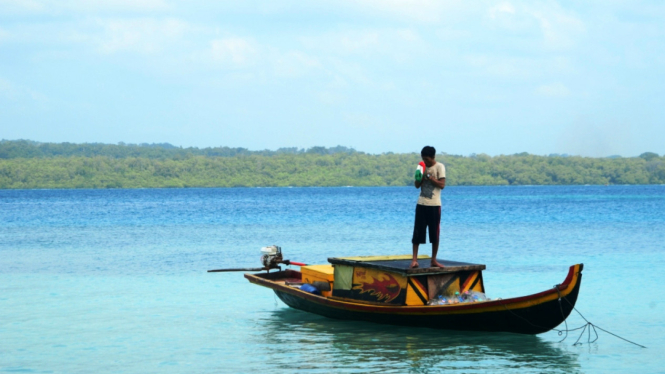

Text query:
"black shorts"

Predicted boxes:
[[412, 204, 441, 244]]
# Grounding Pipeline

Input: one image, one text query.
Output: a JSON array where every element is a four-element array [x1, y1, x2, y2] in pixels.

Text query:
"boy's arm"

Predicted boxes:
[[430, 177, 445, 189], [431, 163, 446, 189]]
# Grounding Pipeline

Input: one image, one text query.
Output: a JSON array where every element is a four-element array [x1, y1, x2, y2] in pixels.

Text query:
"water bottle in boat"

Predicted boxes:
[[465, 290, 488, 302], [427, 295, 447, 305]]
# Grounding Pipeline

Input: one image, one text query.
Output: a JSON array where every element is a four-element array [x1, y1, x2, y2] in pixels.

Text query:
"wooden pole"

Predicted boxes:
[[207, 267, 266, 272]]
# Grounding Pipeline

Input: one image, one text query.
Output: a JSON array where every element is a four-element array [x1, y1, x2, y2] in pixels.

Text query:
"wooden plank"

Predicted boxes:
[[328, 257, 485, 276], [405, 264, 486, 275], [334, 254, 430, 262], [427, 273, 458, 299]]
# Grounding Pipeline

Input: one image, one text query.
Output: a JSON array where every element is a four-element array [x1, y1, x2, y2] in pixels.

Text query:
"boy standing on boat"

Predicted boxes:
[[411, 146, 446, 269]]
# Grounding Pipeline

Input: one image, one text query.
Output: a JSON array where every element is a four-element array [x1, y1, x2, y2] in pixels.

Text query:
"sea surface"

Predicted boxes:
[[1, 185, 664, 373]]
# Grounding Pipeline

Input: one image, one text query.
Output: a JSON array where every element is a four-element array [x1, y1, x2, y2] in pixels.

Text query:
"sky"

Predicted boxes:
[[0, 1, 663, 156]]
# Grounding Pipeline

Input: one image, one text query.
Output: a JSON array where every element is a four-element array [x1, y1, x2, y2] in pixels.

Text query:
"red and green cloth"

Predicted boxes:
[[415, 161, 426, 182]]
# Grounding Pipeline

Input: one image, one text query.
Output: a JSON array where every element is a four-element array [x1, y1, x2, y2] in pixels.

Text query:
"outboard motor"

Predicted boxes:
[[260, 245, 283, 268]]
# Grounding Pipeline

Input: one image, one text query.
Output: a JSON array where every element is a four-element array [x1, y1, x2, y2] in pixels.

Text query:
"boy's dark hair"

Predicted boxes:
[[421, 146, 436, 158]]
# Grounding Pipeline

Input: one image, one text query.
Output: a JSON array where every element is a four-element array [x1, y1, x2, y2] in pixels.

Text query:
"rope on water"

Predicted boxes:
[[502, 285, 646, 348], [554, 285, 646, 348], [553, 284, 646, 348], [554, 285, 569, 343]]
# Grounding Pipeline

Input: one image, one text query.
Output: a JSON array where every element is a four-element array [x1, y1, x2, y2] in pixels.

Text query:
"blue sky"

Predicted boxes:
[[1, 1, 663, 156]]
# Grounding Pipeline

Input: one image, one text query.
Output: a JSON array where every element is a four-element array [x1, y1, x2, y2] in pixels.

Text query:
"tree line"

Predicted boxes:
[[0, 140, 357, 159], [0, 140, 663, 189]]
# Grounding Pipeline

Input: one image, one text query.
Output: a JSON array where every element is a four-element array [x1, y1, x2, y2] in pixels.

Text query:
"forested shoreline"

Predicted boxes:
[[0, 140, 663, 189]]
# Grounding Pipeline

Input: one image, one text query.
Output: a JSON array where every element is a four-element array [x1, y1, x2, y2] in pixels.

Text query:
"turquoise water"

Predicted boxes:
[[1, 186, 664, 373]]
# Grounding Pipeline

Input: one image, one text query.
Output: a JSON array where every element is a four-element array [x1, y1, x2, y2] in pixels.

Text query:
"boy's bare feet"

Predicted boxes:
[[409, 260, 420, 268], [430, 260, 445, 268]]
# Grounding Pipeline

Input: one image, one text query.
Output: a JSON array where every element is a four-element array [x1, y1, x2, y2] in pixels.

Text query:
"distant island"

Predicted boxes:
[[0, 140, 663, 189]]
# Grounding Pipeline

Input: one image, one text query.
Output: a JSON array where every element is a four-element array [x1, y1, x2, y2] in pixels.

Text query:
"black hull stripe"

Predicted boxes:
[[468, 274, 480, 291], [408, 278, 428, 304]]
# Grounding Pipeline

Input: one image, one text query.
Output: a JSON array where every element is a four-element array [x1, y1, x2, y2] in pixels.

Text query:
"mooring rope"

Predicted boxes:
[[553, 285, 569, 343], [555, 286, 647, 348], [502, 284, 646, 348]]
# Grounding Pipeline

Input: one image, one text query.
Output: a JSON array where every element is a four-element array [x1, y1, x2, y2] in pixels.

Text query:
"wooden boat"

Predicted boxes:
[[243, 255, 583, 335]]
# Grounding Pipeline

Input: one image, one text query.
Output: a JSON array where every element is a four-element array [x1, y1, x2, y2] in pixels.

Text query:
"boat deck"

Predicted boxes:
[[328, 256, 485, 276]]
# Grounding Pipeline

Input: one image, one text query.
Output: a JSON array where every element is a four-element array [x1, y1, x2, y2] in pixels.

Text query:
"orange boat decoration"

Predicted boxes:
[[212, 247, 583, 335]]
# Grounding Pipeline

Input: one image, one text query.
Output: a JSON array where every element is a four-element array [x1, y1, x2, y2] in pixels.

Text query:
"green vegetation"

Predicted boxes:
[[1, 140, 663, 189]]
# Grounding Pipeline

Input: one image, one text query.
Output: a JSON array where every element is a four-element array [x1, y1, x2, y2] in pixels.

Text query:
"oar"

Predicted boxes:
[[207, 260, 307, 273], [207, 267, 266, 272]]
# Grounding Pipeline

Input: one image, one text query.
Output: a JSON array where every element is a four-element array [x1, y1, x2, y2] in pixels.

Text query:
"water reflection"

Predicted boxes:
[[254, 308, 581, 373]]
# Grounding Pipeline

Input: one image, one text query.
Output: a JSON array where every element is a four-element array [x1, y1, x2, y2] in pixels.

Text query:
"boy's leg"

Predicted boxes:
[[411, 205, 426, 268], [410, 243, 420, 268], [431, 241, 444, 268], [429, 206, 444, 268]]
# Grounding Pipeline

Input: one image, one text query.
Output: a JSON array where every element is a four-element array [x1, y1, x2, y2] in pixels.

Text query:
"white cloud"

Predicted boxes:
[[210, 37, 258, 67], [464, 54, 542, 79], [65, 0, 170, 12], [0, 21, 93, 46], [530, 9, 585, 49], [0, 77, 48, 102], [316, 90, 346, 106], [558, 120, 633, 157], [349, 0, 465, 24], [301, 28, 425, 61], [484, 2, 585, 50], [0, 77, 14, 97], [301, 30, 378, 56], [489, 2, 516, 19], [273, 51, 322, 78], [338, 30, 380, 54], [343, 111, 381, 129], [96, 18, 187, 55], [0, 0, 169, 15], [537, 82, 570, 97], [0, 0, 45, 14]]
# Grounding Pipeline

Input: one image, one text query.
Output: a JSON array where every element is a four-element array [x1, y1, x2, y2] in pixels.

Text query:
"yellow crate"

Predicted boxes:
[[301, 264, 334, 297]]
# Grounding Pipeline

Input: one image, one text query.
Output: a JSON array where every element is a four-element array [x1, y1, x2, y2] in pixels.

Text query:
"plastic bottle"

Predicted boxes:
[[466, 290, 488, 301], [427, 295, 450, 305]]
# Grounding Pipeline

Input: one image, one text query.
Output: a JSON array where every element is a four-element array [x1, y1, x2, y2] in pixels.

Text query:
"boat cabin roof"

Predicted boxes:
[[328, 255, 485, 276]]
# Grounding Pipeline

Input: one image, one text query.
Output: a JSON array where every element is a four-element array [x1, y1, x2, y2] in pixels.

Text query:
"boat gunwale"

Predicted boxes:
[[244, 264, 583, 315]]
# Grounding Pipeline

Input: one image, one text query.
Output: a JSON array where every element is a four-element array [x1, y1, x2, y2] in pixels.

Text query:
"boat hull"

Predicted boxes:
[[245, 264, 583, 335]]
